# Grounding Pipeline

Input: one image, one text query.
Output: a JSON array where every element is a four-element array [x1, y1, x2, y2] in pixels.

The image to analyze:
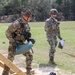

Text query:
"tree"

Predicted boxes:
[[0, 0, 8, 16], [70, 0, 75, 20], [28, 0, 51, 21], [1, 0, 22, 15], [62, 0, 71, 20], [56, 0, 63, 11]]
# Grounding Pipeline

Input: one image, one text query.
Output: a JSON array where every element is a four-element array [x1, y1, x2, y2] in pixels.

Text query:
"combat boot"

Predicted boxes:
[[2, 70, 9, 75], [50, 56, 55, 64], [26, 69, 32, 75], [2, 65, 9, 75]]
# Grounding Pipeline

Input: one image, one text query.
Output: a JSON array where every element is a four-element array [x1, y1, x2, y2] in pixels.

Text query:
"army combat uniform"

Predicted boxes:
[[3, 18, 33, 75], [45, 17, 62, 63]]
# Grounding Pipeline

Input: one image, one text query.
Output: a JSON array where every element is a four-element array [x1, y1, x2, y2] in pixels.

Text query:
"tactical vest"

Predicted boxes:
[[45, 17, 59, 34], [11, 19, 30, 42]]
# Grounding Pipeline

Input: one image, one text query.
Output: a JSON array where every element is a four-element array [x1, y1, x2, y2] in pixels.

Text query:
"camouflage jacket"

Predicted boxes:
[[44, 17, 61, 38], [6, 18, 30, 43]]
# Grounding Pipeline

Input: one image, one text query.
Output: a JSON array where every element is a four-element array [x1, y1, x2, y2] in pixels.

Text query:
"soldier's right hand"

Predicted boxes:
[[56, 21, 60, 26]]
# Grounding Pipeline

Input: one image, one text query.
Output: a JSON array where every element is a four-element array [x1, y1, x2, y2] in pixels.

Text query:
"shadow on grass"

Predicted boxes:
[[39, 62, 57, 72]]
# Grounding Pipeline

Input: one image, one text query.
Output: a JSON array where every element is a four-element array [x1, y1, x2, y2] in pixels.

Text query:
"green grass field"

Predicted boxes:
[[0, 21, 75, 73]]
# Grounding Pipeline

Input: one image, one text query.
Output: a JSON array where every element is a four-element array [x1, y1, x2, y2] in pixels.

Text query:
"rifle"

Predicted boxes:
[[23, 31, 35, 53], [23, 31, 35, 44]]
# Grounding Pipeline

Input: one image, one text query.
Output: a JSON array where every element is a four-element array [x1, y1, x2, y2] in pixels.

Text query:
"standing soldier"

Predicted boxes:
[[44, 9, 63, 64], [2, 9, 35, 75]]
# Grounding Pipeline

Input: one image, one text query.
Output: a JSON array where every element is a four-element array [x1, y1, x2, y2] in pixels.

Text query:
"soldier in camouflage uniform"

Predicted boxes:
[[2, 9, 35, 75], [44, 9, 63, 64]]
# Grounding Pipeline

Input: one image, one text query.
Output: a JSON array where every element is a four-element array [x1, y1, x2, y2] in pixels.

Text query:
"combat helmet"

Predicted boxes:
[[49, 72, 56, 75], [50, 9, 58, 15], [22, 9, 32, 17]]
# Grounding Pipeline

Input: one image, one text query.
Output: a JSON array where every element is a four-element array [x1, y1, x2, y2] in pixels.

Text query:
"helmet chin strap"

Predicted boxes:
[[23, 16, 30, 23]]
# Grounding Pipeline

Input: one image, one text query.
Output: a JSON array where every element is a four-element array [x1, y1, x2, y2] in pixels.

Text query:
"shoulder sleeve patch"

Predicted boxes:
[[12, 20, 20, 27]]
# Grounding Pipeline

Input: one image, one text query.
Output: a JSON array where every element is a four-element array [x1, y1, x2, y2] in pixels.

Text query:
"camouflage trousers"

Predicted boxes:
[[47, 36, 58, 58], [3, 42, 33, 72]]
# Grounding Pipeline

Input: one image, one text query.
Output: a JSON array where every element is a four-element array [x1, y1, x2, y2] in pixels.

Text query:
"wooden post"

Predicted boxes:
[[0, 53, 25, 75], [0, 62, 14, 74]]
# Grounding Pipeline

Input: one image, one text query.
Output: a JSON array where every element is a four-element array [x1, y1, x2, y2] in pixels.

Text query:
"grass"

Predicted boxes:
[[0, 21, 75, 73]]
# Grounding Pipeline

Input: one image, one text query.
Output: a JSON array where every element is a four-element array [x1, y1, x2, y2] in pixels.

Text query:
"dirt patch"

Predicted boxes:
[[0, 49, 75, 75]]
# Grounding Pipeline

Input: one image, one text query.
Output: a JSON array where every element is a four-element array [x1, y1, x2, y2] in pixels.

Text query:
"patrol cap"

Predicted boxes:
[[50, 9, 58, 15], [22, 9, 32, 17]]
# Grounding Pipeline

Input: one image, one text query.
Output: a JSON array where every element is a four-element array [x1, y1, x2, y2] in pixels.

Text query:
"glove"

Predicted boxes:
[[27, 38, 35, 44]]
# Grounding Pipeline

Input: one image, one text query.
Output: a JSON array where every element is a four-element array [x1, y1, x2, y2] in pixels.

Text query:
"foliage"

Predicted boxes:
[[0, 0, 75, 21], [28, 0, 50, 21]]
